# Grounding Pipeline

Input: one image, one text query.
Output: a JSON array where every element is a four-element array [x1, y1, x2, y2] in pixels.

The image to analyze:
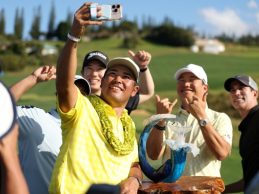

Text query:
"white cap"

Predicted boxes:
[[107, 57, 140, 81], [74, 75, 91, 95], [174, 64, 208, 84], [0, 81, 16, 139]]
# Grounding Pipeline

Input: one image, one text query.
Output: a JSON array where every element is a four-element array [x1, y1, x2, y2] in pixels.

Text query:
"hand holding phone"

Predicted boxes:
[[90, 3, 122, 21]]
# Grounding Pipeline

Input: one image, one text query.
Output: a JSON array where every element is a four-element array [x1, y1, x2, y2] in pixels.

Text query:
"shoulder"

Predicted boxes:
[[208, 108, 231, 121]]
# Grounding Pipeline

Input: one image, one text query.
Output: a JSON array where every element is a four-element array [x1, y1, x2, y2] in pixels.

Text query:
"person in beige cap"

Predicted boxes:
[[50, 3, 142, 194], [147, 64, 233, 177], [223, 75, 259, 193]]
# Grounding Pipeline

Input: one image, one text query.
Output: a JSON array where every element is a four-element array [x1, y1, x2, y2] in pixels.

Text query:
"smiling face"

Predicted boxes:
[[100, 65, 139, 108], [81, 60, 106, 95], [177, 72, 208, 104], [229, 80, 258, 114]]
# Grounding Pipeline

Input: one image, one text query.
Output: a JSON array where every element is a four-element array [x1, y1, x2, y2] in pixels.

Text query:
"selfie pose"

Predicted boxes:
[[49, 2, 142, 194]]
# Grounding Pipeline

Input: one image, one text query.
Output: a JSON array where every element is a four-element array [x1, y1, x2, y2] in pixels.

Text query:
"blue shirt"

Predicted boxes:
[[17, 106, 62, 194]]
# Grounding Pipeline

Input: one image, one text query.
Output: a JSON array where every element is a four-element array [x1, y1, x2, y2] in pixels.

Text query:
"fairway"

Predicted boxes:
[[1, 38, 258, 192]]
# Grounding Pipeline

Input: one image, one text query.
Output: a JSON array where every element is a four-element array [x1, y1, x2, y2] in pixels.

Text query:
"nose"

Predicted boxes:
[[113, 75, 123, 83], [231, 88, 241, 95]]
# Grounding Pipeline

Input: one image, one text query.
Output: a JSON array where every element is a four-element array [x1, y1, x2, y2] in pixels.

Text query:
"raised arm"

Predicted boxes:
[[128, 50, 154, 104], [10, 65, 56, 102], [146, 95, 176, 160], [56, 2, 102, 112]]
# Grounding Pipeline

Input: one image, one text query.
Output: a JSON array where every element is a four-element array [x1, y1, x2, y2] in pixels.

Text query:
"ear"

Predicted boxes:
[[253, 90, 258, 99], [202, 84, 208, 101], [130, 85, 139, 97]]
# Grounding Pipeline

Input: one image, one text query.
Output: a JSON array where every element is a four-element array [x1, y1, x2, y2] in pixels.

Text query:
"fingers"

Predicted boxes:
[[155, 94, 160, 103], [128, 50, 135, 58], [136, 50, 151, 61], [73, 2, 103, 33], [156, 95, 174, 114], [170, 98, 178, 108]]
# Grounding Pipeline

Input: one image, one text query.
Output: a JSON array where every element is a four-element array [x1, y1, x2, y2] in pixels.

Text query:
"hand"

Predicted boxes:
[[156, 94, 177, 114], [128, 50, 151, 70], [183, 95, 206, 119], [32, 65, 56, 83], [71, 2, 103, 37], [120, 177, 139, 194]]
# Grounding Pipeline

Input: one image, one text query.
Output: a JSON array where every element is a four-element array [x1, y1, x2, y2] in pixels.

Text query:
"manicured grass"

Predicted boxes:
[[1, 38, 258, 191]]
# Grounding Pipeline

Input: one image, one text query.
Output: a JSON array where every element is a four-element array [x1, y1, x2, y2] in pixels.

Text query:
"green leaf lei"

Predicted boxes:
[[88, 95, 136, 155]]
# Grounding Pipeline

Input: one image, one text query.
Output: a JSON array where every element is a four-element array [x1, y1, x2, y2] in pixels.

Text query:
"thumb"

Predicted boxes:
[[171, 98, 178, 107], [155, 94, 160, 103], [128, 50, 135, 58], [183, 97, 189, 104]]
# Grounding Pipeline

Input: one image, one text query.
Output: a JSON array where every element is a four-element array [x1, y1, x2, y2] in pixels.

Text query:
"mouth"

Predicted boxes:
[[109, 84, 123, 91], [181, 89, 193, 94], [89, 79, 100, 84]]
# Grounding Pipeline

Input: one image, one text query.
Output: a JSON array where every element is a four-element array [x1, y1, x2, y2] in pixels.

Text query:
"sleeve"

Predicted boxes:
[[214, 113, 233, 145], [125, 92, 140, 114]]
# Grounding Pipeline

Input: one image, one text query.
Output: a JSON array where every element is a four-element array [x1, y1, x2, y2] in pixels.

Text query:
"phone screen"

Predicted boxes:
[[99, 5, 112, 20]]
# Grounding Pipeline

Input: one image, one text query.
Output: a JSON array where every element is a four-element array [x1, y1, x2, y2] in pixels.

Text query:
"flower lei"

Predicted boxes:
[[88, 95, 136, 155]]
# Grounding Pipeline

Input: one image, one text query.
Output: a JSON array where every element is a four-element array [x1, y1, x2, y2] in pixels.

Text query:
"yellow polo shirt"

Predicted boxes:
[[49, 92, 138, 194]]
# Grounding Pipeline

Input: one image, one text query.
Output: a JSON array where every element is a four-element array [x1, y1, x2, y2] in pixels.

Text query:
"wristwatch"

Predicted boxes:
[[199, 118, 209, 127]]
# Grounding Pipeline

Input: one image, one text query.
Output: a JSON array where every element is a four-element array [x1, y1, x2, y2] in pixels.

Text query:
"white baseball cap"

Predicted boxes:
[[107, 57, 140, 81], [74, 75, 91, 95], [174, 64, 208, 84], [0, 81, 16, 139]]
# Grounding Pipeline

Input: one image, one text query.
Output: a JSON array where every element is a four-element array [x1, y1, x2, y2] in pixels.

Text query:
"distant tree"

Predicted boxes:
[[30, 6, 42, 40], [46, 1, 56, 40], [119, 20, 139, 48], [0, 9, 5, 35], [145, 21, 194, 47], [239, 34, 259, 46], [14, 8, 24, 39], [66, 9, 73, 30], [19, 8, 24, 39], [55, 21, 69, 41], [215, 33, 236, 43]]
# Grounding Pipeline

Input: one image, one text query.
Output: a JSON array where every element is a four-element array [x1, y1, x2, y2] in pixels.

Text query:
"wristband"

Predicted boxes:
[[140, 67, 148, 72], [154, 124, 166, 131], [67, 33, 81, 43]]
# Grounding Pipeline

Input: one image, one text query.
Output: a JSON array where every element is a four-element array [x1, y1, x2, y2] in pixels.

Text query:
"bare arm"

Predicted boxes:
[[10, 65, 56, 102], [56, 3, 102, 112], [128, 50, 154, 104], [0, 124, 29, 194], [120, 162, 142, 194], [147, 95, 176, 160], [183, 96, 231, 160]]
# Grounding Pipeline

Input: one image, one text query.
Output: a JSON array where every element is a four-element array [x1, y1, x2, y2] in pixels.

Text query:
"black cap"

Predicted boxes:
[[224, 75, 258, 91], [82, 51, 109, 69]]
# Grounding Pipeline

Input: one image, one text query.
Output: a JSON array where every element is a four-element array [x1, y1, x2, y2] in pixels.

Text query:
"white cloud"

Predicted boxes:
[[248, 0, 258, 9], [200, 8, 249, 37]]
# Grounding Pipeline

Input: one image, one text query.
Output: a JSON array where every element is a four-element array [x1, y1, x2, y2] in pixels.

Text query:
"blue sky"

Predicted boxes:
[[2, 0, 259, 39]]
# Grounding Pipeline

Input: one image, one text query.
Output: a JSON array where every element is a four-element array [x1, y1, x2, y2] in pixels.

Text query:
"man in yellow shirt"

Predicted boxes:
[[49, 2, 142, 194]]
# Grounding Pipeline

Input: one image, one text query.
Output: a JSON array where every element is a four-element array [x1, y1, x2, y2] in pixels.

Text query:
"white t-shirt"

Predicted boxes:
[[17, 106, 62, 194]]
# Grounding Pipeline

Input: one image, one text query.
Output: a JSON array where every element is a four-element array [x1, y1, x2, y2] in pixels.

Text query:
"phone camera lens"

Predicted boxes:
[[112, 5, 116, 8], [116, 5, 120, 8], [114, 8, 118, 12]]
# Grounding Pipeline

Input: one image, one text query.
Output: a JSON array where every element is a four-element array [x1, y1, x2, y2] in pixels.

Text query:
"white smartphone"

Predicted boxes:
[[90, 3, 122, 21]]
